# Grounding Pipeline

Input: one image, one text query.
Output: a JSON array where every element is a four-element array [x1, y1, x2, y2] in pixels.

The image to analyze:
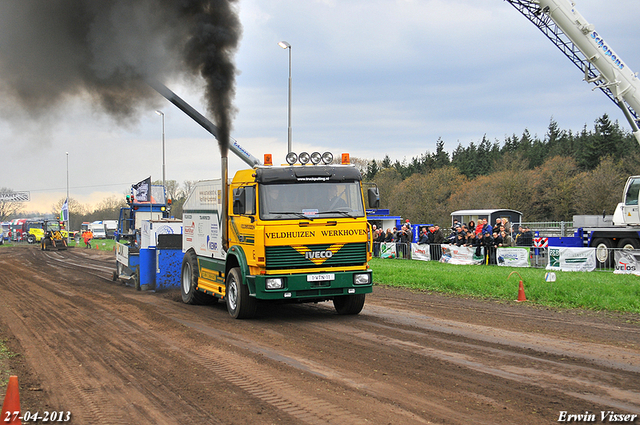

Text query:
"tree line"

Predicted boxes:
[[365, 114, 640, 228], [0, 180, 196, 232]]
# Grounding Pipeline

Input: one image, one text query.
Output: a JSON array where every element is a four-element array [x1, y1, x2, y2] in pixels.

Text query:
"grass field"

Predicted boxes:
[[0, 238, 116, 251], [370, 257, 640, 314]]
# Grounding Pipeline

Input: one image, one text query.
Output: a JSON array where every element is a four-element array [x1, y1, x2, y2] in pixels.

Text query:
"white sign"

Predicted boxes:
[[546, 247, 596, 272], [0, 192, 30, 202], [496, 248, 530, 268], [380, 242, 397, 259], [613, 250, 640, 275], [411, 243, 431, 262], [440, 245, 484, 265]]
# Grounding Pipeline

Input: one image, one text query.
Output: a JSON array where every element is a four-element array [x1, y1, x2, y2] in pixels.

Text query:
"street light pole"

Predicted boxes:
[[155, 110, 166, 194], [66, 152, 69, 244], [278, 41, 292, 153]]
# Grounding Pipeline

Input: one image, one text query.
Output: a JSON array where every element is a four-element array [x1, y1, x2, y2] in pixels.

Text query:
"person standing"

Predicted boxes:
[[501, 230, 513, 247], [399, 224, 412, 259], [83, 229, 93, 249], [418, 227, 430, 244], [481, 232, 494, 264]]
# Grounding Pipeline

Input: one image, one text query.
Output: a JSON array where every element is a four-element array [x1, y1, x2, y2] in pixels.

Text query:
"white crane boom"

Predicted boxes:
[[506, 0, 640, 143]]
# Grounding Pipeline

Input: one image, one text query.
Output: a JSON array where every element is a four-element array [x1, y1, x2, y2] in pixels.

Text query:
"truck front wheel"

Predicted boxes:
[[333, 294, 366, 315], [226, 267, 257, 319]]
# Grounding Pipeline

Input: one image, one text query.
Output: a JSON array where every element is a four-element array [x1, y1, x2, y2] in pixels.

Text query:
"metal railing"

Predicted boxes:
[[512, 221, 573, 237], [373, 242, 633, 272]]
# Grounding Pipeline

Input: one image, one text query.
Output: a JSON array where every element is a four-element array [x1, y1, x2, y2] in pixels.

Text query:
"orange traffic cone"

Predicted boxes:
[[1, 375, 21, 425], [516, 280, 527, 302]]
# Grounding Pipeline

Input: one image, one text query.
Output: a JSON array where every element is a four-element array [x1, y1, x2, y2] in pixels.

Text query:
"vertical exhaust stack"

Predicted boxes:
[[148, 80, 261, 252], [147, 81, 261, 167]]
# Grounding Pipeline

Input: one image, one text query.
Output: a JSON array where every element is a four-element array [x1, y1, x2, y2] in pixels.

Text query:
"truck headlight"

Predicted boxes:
[[353, 273, 371, 285], [266, 278, 284, 290]]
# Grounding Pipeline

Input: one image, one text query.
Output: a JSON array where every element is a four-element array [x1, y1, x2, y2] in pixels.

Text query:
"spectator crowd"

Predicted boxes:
[[371, 218, 534, 264]]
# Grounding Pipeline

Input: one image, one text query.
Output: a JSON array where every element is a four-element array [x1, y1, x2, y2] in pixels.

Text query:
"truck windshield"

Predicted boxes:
[[625, 178, 640, 206], [259, 182, 365, 220]]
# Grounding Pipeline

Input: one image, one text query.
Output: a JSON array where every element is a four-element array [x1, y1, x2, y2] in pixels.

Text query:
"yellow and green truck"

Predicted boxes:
[[181, 155, 375, 318]]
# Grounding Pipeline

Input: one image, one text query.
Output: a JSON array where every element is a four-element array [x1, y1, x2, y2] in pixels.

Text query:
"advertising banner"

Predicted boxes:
[[440, 245, 484, 265], [546, 247, 596, 272], [381, 242, 397, 259], [411, 243, 431, 262], [496, 248, 530, 268], [613, 250, 640, 275]]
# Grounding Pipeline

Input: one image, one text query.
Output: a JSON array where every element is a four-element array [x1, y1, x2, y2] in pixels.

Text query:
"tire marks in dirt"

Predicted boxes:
[[0, 252, 218, 424]]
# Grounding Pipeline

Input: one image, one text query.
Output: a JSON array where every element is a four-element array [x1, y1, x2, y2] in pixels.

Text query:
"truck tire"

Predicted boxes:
[[617, 238, 640, 250], [333, 294, 366, 315], [226, 267, 257, 319], [593, 238, 613, 268], [27, 234, 36, 244], [181, 250, 212, 304]]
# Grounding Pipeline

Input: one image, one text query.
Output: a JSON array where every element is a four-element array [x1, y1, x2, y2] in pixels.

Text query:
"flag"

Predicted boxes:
[[60, 198, 69, 222], [133, 177, 151, 202]]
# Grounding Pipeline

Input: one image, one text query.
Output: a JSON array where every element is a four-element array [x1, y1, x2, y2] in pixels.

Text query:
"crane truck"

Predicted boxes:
[[150, 82, 376, 319], [505, 0, 640, 143], [546, 176, 640, 267], [506, 0, 640, 265]]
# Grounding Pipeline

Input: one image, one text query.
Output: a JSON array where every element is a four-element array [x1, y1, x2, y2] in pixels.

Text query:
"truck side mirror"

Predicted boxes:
[[233, 186, 256, 216], [367, 187, 380, 209], [233, 187, 246, 215]]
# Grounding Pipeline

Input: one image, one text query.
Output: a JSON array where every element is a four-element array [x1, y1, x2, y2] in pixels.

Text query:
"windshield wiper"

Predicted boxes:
[[319, 210, 357, 218], [270, 211, 315, 220]]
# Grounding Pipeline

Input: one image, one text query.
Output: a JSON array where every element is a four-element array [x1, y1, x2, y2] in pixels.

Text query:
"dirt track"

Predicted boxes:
[[1, 245, 639, 424]]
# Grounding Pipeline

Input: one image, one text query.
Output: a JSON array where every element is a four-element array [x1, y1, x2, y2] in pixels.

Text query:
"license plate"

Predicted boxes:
[[307, 273, 335, 282]]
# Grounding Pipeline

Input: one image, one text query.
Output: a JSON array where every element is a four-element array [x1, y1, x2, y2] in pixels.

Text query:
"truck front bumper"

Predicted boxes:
[[248, 270, 373, 301]]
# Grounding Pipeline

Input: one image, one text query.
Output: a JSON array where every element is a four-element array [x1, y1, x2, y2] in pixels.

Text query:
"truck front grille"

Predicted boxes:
[[265, 243, 367, 270]]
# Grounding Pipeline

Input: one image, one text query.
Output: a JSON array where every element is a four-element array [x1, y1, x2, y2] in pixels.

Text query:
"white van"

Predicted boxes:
[[103, 220, 118, 239], [89, 221, 107, 239]]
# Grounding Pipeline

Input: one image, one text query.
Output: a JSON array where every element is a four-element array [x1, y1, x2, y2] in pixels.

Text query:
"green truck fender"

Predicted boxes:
[[226, 245, 256, 295]]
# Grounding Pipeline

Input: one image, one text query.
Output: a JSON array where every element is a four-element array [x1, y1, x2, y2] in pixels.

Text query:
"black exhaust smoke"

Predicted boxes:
[[0, 0, 240, 154]]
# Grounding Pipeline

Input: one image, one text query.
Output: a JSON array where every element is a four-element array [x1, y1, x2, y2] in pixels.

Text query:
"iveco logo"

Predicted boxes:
[[305, 250, 333, 260]]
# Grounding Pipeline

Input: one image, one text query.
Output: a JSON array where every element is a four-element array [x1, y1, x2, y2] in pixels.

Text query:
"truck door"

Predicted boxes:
[[622, 177, 640, 225], [230, 185, 257, 258]]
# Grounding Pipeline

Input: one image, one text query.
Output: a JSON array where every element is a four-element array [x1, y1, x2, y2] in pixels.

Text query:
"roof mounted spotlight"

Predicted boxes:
[[321, 152, 333, 164], [286, 152, 298, 165], [310, 152, 322, 165], [299, 151, 310, 165]]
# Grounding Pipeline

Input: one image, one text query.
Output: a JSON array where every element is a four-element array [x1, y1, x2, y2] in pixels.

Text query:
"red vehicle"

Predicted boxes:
[[10, 219, 27, 241]]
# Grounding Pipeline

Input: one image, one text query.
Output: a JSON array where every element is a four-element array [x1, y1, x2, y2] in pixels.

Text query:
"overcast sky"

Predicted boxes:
[[2, 0, 640, 215]]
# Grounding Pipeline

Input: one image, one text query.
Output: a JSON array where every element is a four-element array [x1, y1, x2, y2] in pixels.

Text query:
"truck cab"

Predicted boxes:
[[614, 176, 640, 226]]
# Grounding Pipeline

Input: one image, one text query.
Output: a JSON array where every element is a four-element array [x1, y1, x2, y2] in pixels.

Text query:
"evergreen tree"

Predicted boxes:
[[433, 137, 450, 169], [576, 123, 599, 170], [381, 155, 392, 169], [365, 159, 379, 181]]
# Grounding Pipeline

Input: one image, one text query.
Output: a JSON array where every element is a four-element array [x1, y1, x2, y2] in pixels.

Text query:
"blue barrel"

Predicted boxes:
[[139, 247, 156, 289], [155, 234, 183, 290]]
